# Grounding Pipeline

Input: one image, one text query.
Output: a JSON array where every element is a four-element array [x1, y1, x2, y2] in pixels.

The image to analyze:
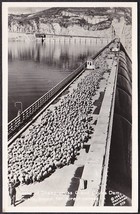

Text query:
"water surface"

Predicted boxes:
[[8, 38, 108, 121]]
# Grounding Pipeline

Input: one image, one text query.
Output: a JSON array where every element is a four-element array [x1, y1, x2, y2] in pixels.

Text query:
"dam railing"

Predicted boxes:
[[8, 39, 116, 139], [8, 63, 86, 139]]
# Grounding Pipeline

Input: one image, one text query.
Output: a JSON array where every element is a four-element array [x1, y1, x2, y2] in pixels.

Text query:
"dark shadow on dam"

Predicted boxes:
[[93, 91, 104, 114], [105, 46, 132, 206], [66, 165, 84, 206]]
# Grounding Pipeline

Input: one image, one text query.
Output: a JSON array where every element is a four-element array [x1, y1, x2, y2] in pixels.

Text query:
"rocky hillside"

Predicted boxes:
[[8, 7, 131, 35]]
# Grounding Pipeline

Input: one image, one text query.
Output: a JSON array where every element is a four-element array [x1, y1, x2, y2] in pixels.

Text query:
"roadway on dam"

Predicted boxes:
[[7, 42, 118, 210]]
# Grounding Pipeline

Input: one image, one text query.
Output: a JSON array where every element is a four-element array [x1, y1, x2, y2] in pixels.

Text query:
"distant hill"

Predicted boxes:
[[8, 7, 132, 34]]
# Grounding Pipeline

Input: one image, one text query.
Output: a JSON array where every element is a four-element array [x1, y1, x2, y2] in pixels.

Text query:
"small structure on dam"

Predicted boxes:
[[86, 58, 95, 70], [7, 39, 132, 208]]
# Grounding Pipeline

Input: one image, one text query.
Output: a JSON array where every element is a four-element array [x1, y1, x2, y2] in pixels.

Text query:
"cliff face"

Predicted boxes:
[[8, 16, 112, 36]]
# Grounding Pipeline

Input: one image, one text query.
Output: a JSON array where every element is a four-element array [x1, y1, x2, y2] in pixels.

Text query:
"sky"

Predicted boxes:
[[8, 7, 49, 15]]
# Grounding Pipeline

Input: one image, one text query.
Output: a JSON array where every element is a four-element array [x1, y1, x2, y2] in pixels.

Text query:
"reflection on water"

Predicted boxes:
[[8, 38, 108, 121]]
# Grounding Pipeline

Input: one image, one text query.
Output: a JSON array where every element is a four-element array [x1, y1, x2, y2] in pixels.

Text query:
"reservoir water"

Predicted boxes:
[[8, 38, 109, 122]]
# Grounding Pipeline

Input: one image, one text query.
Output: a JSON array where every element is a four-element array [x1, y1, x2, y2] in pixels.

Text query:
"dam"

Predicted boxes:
[[7, 38, 132, 207]]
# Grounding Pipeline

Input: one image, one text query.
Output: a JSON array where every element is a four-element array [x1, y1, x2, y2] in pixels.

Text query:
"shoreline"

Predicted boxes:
[[8, 32, 110, 41]]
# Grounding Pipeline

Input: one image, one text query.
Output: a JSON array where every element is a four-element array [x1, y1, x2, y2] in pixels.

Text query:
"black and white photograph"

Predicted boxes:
[[2, 2, 138, 212]]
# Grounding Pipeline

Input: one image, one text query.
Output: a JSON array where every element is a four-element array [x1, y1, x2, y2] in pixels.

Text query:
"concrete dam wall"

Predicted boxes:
[[105, 43, 132, 206]]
